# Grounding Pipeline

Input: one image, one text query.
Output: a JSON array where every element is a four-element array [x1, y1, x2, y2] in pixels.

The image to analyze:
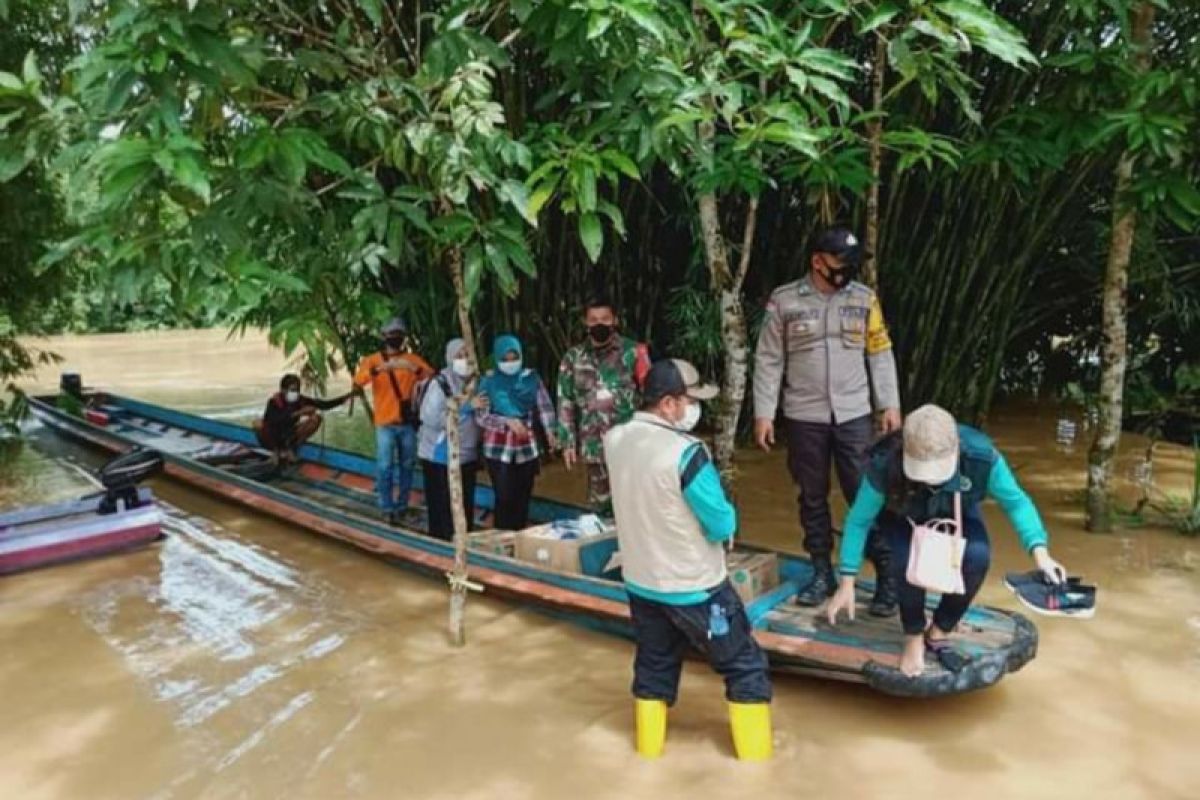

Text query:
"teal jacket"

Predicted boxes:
[[838, 425, 1049, 577]]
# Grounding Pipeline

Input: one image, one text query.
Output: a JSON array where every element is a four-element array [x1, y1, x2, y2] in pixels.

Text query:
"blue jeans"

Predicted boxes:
[[881, 510, 991, 635], [627, 581, 772, 705], [376, 424, 417, 512]]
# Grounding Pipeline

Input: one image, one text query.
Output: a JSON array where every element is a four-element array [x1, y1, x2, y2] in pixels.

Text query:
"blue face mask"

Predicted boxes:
[[499, 360, 522, 376]]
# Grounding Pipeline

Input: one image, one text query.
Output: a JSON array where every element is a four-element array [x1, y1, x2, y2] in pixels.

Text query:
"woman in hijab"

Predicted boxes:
[[418, 338, 487, 540], [477, 334, 559, 530]]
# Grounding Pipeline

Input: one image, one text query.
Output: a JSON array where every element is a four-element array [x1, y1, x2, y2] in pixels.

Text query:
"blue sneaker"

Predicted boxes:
[[1003, 571, 1096, 619]]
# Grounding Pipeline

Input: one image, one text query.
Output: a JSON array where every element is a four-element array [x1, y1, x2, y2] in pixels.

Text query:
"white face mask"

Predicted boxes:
[[498, 360, 522, 376], [452, 358, 472, 377], [677, 401, 701, 432], [284, 390, 300, 404]]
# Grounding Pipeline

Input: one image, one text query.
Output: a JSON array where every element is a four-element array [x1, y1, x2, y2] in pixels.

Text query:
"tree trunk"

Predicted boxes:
[[862, 34, 887, 291], [1085, 2, 1155, 532], [445, 228, 481, 645]]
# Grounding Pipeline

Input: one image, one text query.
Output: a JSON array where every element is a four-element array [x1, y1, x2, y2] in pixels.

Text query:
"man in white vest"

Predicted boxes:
[[604, 358, 773, 762]]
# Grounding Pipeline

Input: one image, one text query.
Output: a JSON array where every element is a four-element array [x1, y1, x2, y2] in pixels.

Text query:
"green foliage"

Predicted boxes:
[[0, 0, 1196, 440]]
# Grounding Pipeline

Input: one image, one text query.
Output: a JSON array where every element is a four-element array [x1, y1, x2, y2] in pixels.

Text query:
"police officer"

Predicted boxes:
[[752, 228, 901, 615]]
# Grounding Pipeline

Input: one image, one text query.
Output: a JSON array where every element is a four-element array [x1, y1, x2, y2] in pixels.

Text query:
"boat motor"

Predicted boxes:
[[98, 449, 164, 514], [60, 372, 83, 399]]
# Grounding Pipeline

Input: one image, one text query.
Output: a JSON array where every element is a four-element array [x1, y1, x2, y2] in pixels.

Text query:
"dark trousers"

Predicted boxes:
[[785, 414, 889, 564], [420, 459, 477, 541], [628, 582, 772, 705], [881, 511, 991, 635], [485, 458, 539, 531]]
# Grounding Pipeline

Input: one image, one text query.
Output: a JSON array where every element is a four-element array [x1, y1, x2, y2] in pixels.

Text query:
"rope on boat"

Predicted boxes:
[[446, 570, 484, 593]]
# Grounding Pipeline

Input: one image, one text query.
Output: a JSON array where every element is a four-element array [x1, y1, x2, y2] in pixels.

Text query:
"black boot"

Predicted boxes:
[[795, 557, 836, 607], [868, 553, 898, 618]]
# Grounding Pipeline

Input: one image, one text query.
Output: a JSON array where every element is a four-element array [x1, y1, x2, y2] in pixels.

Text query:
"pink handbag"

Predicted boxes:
[[905, 492, 966, 595]]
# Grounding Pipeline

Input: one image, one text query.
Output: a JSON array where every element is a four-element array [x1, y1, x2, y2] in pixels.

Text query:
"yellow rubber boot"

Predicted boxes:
[[728, 702, 773, 762], [634, 699, 667, 759]]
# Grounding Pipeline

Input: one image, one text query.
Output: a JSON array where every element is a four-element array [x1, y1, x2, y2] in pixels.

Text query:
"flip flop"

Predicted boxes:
[[924, 635, 969, 673]]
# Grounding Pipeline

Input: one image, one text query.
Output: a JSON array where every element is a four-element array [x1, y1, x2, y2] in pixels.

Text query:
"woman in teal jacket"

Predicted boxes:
[[826, 405, 1070, 677]]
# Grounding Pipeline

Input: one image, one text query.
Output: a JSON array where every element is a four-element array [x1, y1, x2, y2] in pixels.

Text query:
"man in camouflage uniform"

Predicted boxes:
[[753, 228, 902, 616], [557, 297, 652, 516]]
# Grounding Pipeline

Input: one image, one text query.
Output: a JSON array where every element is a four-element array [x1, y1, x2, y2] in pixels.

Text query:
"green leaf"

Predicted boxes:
[[498, 239, 537, 277], [358, 0, 383, 28], [0, 71, 21, 91], [171, 153, 211, 202], [859, 2, 901, 34], [587, 14, 612, 40], [602, 150, 640, 180], [578, 212, 603, 263], [271, 137, 307, 185], [0, 135, 35, 181], [576, 164, 597, 213], [759, 123, 822, 158], [528, 181, 557, 218], [104, 68, 138, 115], [187, 27, 257, 86], [808, 76, 852, 114], [21, 51, 42, 86], [499, 179, 538, 227], [623, 5, 666, 43], [393, 201, 434, 236], [101, 162, 154, 208]]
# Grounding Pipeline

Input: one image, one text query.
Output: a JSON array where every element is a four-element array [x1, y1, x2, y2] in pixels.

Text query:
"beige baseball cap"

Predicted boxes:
[[643, 358, 719, 403], [903, 404, 959, 484]]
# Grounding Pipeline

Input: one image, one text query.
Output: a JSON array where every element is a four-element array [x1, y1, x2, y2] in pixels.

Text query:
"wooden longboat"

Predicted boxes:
[[28, 391, 1037, 697]]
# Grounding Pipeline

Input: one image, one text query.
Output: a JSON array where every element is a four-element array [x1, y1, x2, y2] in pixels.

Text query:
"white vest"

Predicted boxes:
[[604, 413, 727, 594]]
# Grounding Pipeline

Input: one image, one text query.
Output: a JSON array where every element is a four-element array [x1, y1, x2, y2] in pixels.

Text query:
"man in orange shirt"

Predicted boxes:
[[353, 317, 434, 524]]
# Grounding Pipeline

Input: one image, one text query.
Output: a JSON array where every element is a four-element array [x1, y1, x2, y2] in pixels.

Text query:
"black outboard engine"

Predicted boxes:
[[60, 372, 83, 399], [98, 449, 164, 514]]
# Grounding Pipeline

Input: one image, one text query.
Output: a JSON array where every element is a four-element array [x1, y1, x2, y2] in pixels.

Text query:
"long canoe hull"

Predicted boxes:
[[29, 393, 1036, 697]]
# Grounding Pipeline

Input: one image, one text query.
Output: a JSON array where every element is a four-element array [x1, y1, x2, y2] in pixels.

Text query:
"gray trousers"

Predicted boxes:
[[785, 415, 889, 563]]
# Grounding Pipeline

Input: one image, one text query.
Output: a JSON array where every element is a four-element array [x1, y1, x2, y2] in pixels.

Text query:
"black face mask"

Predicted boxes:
[[383, 336, 404, 351], [588, 324, 614, 345], [817, 258, 857, 289]]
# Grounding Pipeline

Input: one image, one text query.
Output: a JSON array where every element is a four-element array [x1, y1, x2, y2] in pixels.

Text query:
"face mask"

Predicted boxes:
[[383, 336, 404, 351], [452, 358, 472, 378], [588, 324, 614, 345], [817, 257, 856, 289], [677, 401, 701, 432], [284, 390, 300, 403], [499, 360, 522, 376]]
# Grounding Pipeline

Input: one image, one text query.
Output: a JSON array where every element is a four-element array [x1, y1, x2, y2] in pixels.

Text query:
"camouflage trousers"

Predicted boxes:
[[586, 463, 613, 518]]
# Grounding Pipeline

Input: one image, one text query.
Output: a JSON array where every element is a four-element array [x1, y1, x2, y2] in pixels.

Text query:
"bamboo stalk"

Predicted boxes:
[[863, 34, 887, 291]]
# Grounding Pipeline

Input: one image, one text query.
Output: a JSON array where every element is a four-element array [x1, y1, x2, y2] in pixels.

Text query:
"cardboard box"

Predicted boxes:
[[467, 530, 517, 557], [727, 552, 780, 605], [515, 524, 619, 576]]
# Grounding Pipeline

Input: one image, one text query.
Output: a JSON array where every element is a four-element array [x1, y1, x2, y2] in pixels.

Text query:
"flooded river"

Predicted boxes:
[[2, 328, 1197, 799]]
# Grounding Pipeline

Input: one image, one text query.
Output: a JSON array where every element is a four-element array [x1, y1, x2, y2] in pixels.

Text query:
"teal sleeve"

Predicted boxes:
[[986, 454, 1049, 553], [679, 443, 737, 542], [837, 479, 886, 576]]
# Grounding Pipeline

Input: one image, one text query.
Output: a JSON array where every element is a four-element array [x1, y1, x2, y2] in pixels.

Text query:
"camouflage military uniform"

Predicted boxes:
[[557, 336, 650, 515]]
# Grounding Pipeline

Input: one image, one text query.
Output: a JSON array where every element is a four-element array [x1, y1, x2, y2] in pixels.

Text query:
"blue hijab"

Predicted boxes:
[[480, 334, 540, 418]]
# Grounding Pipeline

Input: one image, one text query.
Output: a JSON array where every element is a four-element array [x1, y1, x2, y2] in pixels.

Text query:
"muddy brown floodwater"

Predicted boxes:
[[2, 328, 1197, 799]]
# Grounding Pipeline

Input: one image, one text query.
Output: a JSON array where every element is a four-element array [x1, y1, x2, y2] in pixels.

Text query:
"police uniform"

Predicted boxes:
[[753, 273, 901, 607]]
